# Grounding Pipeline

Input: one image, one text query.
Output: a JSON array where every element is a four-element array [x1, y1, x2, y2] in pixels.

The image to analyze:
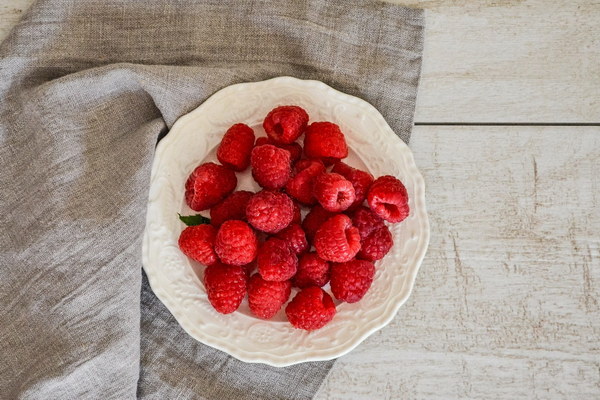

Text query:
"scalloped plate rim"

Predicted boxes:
[[142, 76, 430, 367]]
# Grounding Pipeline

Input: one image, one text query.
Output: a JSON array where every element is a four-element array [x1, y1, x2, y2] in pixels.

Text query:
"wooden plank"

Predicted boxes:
[[395, 0, 600, 123], [316, 125, 600, 399], [1, 0, 598, 123]]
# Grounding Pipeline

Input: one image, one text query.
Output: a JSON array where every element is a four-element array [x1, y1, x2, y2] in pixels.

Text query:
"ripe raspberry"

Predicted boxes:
[[274, 223, 308, 254], [214, 220, 258, 266], [314, 214, 361, 262], [313, 172, 356, 212], [247, 274, 292, 319], [216, 123, 255, 171], [293, 252, 330, 288], [358, 225, 393, 261], [263, 105, 309, 144], [330, 259, 375, 303], [178, 225, 218, 266], [367, 175, 410, 223], [285, 287, 336, 330], [303, 122, 348, 163], [301, 205, 334, 243], [350, 206, 385, 240], [285, 159, 326, 205], [185, 162, 237, 211], [210, 190, 253, 227], [292, 201, 302, 225], [246, 190, 294, 233], [332, 162, 374, 210], [203, 263, 247, 314], [251, 144, 291, 189], [255, 137, 302, 163], [257, 237, 298, 281]]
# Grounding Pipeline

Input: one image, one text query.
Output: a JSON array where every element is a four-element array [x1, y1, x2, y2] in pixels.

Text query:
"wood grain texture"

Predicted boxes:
[[315, 126, 600, 399], [1, 0, 599, 123], [392, 0, 600, 123]]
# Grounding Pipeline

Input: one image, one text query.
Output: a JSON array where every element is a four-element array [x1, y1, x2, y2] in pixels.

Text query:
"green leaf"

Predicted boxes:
[[178, 213, 211, 226]]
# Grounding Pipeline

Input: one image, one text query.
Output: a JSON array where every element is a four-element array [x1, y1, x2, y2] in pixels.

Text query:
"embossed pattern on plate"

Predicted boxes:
[[142, 77, 430, 367]]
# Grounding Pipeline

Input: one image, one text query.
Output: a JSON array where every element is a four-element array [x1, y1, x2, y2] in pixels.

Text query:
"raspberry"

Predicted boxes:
[[246, 190, 294, 233], [285, 287, 336, 330], [285, 159, 326, 205], [313, 172, 356, 212], [292, 201, 302, 225], [214, 220, 258, 266], [293, 252, 330, 288], [303, 122, 348, 163], [257, 237, 298, 281], [216, 123, 255, 171], [251, 144, 291, 189], [358, 225, 393, 261], [314, 214, 361, 262], [185, 162, 237, 211], [210, 190, 253, 227], [274, 223, 308, 254], [330, 259, 375, 303], [301, 205, 334, 243], [255, 137, 302, 163], [349, 206, 385, 240], [331, 162, 374, 210], [178, 225, 218, 266], [367, 175, 410, 223], [247, 274, 292, 319], [263, 105, 309, 144], [203, 263, 247, 314]]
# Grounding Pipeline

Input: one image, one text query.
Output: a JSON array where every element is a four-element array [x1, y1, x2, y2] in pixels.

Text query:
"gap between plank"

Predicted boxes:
[[414, 122, 600, 127]]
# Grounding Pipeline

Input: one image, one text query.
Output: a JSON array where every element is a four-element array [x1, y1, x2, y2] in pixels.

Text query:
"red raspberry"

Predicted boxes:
[[367, 176, 410, 223], [330, 259, 375, 303], [301, 205, 334, 243], [255, 137, 302, 163], [247, 274, 292, 319], [185, 162, 237, 211], [251, 145, 291, 189], [203, 263, 247, 314], [350, 206, 385, 240], [303, 122, 348, 164], [178, 225, 218, 266], [274, 223, 308, 254], [332, 162, 374, 210], [210, 190, 253, 227], [257, 237, 298, 281], [293, 252, 330, 288], [216, 123, 255, 171], [313, 172, 356, 212], [314, 214, 361, 262], [246, 190, 294, 233], [285, 287, 336, 330], [214, 220, 258, 266], [358, 225, 393, 261], [292, 201, 302, 225], [285, 159, 326, 205], [263, 105, 309, 144]]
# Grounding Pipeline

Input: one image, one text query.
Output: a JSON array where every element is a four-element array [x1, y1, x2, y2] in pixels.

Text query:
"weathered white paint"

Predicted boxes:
[[315, 126, 600, 399]]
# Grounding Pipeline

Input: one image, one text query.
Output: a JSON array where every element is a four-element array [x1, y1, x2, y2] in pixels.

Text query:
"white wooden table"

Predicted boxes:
[[2, 0, 598, 398]]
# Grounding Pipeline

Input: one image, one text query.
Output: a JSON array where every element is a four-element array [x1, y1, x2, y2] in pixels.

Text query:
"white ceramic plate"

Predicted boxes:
[[142, 76, 429, 367]]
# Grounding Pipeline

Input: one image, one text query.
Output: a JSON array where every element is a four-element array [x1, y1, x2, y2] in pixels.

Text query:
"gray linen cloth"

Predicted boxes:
[[0, 0, 424, 398]]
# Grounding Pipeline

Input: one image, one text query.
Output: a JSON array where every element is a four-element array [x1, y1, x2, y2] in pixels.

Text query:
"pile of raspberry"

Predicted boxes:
[[178, 105, 410, 331]]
